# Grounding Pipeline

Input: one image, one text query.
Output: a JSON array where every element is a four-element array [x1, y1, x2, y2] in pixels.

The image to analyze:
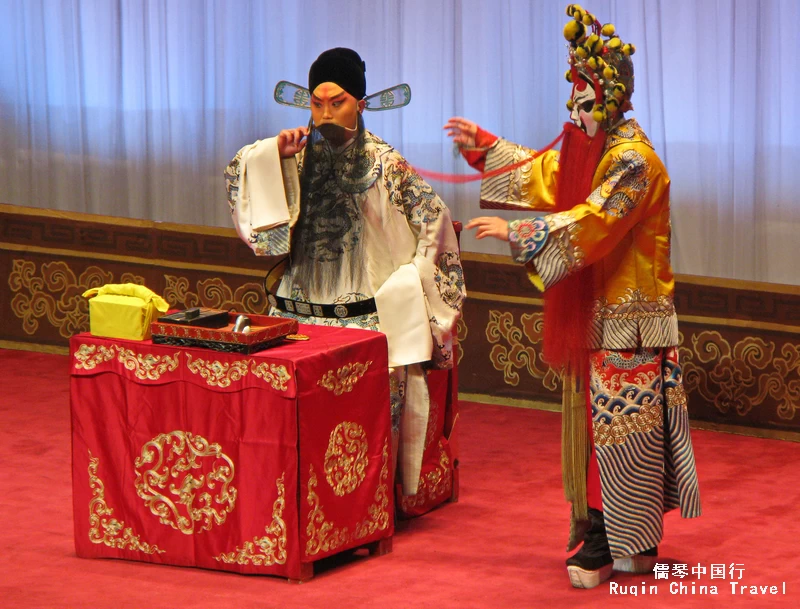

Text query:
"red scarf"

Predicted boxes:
[[542, 123, 606, 375]]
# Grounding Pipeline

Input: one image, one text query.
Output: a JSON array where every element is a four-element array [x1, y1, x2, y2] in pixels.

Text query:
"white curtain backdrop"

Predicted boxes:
[[1, 0, 798, 284]]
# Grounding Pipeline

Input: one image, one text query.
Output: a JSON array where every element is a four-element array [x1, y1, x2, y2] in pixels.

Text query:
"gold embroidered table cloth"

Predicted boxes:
[[69, 323, 392, 580]]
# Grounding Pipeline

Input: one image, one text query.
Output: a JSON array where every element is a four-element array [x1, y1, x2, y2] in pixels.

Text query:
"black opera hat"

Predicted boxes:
[[308, 47, 367, 101], [274, 48, 411, 112]]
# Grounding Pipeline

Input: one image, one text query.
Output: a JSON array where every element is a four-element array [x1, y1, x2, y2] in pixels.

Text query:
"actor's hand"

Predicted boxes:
[[466, 216, 510, 241], [277, 127, 309, 158], [444, 117, 479, 148]]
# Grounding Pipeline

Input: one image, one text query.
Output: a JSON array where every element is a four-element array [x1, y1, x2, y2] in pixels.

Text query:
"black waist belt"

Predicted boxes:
[[267, 294, 377, 319]]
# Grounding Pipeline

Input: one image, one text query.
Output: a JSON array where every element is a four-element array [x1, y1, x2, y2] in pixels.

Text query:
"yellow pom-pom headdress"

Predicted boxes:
[[562, 4, 635, 129]]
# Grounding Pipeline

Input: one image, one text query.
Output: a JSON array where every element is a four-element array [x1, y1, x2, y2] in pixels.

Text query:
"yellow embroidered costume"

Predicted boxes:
[[455, 3, 701, 590], [480, 119, 678, 351]]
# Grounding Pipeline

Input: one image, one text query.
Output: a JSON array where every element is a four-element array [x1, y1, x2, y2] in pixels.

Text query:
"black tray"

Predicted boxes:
[[157, 308, 229, 329]]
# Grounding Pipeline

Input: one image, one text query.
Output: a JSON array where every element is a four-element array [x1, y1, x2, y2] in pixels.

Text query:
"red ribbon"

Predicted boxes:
[[412, 130, 566, 183]]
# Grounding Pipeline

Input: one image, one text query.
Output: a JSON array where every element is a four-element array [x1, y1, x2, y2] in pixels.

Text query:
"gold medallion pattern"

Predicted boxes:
[[679, 330, 800, 421], [87, 451, 164, 554], [74, 343, 118, 370], [666, 383, 688, 410], [134, 431, 237, 535], [186, 354, 249, 388], [214, 473, 288, 566], [354, 440, 391, 539], [486, 310, 561, 389], [118, 347, 180, 381], [251, 361, 292, 391], [305, 464, 349, 556], [317, 361, 373, 395], [324, 422, 369, 496], [399, 440, 452, 512], [593, 402, 664, 447]]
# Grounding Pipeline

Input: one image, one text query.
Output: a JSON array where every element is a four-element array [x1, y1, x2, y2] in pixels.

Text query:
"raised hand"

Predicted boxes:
[[444, 116, 479, 148], [466, 216, 510, 241], [277, 126, 309, 158]]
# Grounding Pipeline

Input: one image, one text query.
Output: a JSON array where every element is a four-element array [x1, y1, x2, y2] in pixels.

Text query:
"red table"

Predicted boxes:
[[69, 324, 393, 581]]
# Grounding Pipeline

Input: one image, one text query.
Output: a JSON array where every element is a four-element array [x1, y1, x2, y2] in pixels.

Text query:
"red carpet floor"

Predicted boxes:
[[1, 348, 799, 608]]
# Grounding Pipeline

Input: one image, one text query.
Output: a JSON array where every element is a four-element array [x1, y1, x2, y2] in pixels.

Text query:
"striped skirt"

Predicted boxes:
[[589, 346, 702, 558]]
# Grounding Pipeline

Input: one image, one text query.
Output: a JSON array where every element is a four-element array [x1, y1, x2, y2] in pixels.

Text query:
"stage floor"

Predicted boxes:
[[2, 348, 798, 608]]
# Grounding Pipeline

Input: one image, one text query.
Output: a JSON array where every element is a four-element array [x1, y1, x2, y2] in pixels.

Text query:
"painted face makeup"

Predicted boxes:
[[310, 82, 364, 145], [569, 80, 599, 137]]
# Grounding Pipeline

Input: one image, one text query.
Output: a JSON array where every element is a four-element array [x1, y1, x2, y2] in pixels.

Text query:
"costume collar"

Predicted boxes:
[[603, 118, 653, 153]]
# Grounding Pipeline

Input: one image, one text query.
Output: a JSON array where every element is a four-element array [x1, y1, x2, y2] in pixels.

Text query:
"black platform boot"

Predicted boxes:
[[565, 508, 613, 589]]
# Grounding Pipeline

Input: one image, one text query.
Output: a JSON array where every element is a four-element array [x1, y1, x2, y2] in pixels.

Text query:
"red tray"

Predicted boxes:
[[151, 311, 299, 354]]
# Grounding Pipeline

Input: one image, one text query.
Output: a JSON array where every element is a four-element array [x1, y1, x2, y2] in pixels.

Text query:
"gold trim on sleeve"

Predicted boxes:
[[214, 473, 288, 566], [87, 451, 164, 554]]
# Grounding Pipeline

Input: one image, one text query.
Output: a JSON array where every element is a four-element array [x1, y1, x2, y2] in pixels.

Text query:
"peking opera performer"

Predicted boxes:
[[225, 48, 465, 505], [445, 4, 701, 589]]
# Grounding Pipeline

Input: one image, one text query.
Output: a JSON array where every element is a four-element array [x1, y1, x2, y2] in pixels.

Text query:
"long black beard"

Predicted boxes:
[[288, 114, 369, 299]]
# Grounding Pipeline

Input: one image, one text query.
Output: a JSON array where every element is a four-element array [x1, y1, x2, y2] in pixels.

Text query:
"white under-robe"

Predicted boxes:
[[224, 129, 465, 494]]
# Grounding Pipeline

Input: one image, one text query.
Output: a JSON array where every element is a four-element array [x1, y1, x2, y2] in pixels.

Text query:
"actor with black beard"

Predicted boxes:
[[225, 48, 465, 502]]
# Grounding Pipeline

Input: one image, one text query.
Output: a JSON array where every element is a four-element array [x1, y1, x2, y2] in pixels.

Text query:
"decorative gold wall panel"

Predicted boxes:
[[3, 204, 799, 437], [1, 204, 267, 350]]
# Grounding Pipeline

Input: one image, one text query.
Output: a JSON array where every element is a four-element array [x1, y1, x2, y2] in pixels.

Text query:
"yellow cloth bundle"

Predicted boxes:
[[82, 284, 170, 341]]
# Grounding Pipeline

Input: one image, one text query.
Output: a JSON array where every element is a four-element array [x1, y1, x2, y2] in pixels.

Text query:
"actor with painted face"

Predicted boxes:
[[225, 48, 465, 504], [445, 6, 700, 590]]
